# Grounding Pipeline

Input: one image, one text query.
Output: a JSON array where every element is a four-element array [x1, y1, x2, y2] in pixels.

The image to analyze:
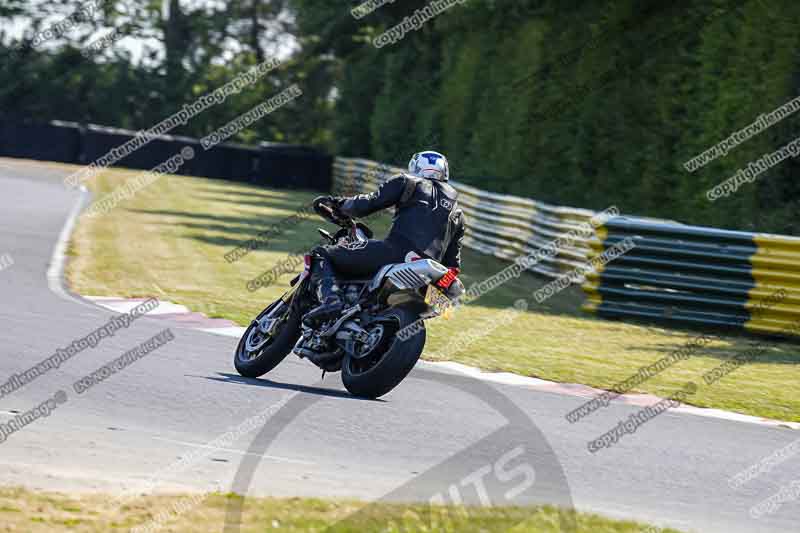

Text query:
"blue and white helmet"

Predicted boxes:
[[408, 150, 449, 182]]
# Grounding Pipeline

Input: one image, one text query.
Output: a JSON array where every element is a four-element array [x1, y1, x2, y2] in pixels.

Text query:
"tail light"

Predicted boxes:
[[435, 267, 459, 290]]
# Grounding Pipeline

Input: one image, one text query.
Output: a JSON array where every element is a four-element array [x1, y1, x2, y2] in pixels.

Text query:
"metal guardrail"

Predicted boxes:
[[0, 119, 332, 191], [583, 217, 800, 337], [333, 157, 602, 279], [334, 157, 800, 338]]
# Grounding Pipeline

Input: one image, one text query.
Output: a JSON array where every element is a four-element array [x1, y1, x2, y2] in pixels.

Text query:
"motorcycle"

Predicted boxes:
[[234, 197, 464, 399]]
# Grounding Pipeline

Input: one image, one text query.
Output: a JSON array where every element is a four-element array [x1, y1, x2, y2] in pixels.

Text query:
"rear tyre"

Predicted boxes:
[[234, 299, 301, 378], [341, 306, 425, 399]]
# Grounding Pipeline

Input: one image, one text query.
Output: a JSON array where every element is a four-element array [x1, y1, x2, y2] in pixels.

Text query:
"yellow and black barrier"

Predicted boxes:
[[583, 217, 800, 338], [333, 157, 800, 339]]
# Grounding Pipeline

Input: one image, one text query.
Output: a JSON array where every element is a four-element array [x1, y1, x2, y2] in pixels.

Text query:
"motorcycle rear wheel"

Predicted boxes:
[[341, 305, 425, 399]]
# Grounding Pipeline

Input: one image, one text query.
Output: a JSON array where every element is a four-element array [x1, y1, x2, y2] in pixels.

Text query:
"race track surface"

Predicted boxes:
[[0, 158, 797, 533]]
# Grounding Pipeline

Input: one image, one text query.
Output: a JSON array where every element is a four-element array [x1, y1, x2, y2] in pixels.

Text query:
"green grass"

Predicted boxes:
[[0, 487, 683, 532], [65, 163, 800, 422]]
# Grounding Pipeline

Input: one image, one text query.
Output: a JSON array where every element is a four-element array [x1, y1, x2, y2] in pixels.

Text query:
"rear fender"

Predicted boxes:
[[366, 301, 426, 325]]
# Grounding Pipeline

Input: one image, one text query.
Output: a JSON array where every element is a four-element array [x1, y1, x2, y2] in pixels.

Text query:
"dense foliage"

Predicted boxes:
[[293, 0, 800, 234], [2, 1, 798, 233], [0, 0, 333, 146]]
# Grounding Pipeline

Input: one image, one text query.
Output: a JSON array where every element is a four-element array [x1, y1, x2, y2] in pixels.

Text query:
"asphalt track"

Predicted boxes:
[[0, 157, 798, 532]]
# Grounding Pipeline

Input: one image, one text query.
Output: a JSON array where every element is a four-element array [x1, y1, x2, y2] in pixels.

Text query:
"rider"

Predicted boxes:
[[306, 150, 465, 325]]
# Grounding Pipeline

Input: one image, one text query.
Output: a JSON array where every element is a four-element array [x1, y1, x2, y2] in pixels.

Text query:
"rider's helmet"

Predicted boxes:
[[408, 151, 449, 182]]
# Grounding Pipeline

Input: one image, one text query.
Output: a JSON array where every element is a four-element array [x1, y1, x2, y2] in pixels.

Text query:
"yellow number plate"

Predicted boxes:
[[425, 285, 453, 319]]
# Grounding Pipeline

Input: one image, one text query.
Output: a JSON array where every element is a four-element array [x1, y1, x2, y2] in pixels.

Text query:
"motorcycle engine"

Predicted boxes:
[[343, 284, 360, 305]]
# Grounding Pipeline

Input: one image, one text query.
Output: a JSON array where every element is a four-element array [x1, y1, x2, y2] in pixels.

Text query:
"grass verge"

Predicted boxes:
[[0, 486, 683, 532], [65, 163, 800, 422]]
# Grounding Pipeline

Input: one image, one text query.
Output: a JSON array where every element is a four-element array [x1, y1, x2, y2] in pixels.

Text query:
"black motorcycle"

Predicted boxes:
[[234, 197, 464, 399]]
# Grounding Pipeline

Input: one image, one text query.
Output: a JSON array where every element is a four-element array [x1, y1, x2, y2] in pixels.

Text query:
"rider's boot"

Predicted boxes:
[[304, 256, 344, 327]]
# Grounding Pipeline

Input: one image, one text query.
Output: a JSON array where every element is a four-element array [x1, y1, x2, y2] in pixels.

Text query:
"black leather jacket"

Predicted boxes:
[[339, 174, 466, 269]]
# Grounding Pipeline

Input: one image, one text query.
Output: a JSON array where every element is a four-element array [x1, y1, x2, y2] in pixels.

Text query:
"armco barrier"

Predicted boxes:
[[0, 119, 331, 190], [333, 156, 800, 339], [333, 157, 611, 280], [82, 125, 201, 173], [258, 144, 333, 190], [583, 217, 800, 337], [0, 120, 82, 163]]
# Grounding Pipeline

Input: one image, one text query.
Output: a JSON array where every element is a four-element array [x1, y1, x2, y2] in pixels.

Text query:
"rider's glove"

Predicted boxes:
[[313, 196, 345, 215], [324, 195, 346, 208]]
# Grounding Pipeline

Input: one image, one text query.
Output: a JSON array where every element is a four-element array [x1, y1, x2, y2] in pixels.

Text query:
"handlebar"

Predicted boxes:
[[312, 197, 348, 227], [312, 196, 374, 240]]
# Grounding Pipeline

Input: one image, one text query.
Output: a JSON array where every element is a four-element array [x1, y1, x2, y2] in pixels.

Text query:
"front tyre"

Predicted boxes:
[[234, 299, 301, 378], [341, 306, 426, 399]]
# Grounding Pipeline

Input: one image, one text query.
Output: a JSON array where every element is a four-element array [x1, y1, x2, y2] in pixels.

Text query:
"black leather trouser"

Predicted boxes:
[[312, 238, 413, 280]]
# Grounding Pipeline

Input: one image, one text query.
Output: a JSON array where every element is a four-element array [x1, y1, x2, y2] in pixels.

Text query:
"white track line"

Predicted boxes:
[[418, 360, 800, 430], [89, 296, 800, 431], [47, 184, 90, 303]]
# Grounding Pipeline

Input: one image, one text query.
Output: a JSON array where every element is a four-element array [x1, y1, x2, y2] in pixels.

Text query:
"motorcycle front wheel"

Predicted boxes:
[[234, 299, 301, 378]]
